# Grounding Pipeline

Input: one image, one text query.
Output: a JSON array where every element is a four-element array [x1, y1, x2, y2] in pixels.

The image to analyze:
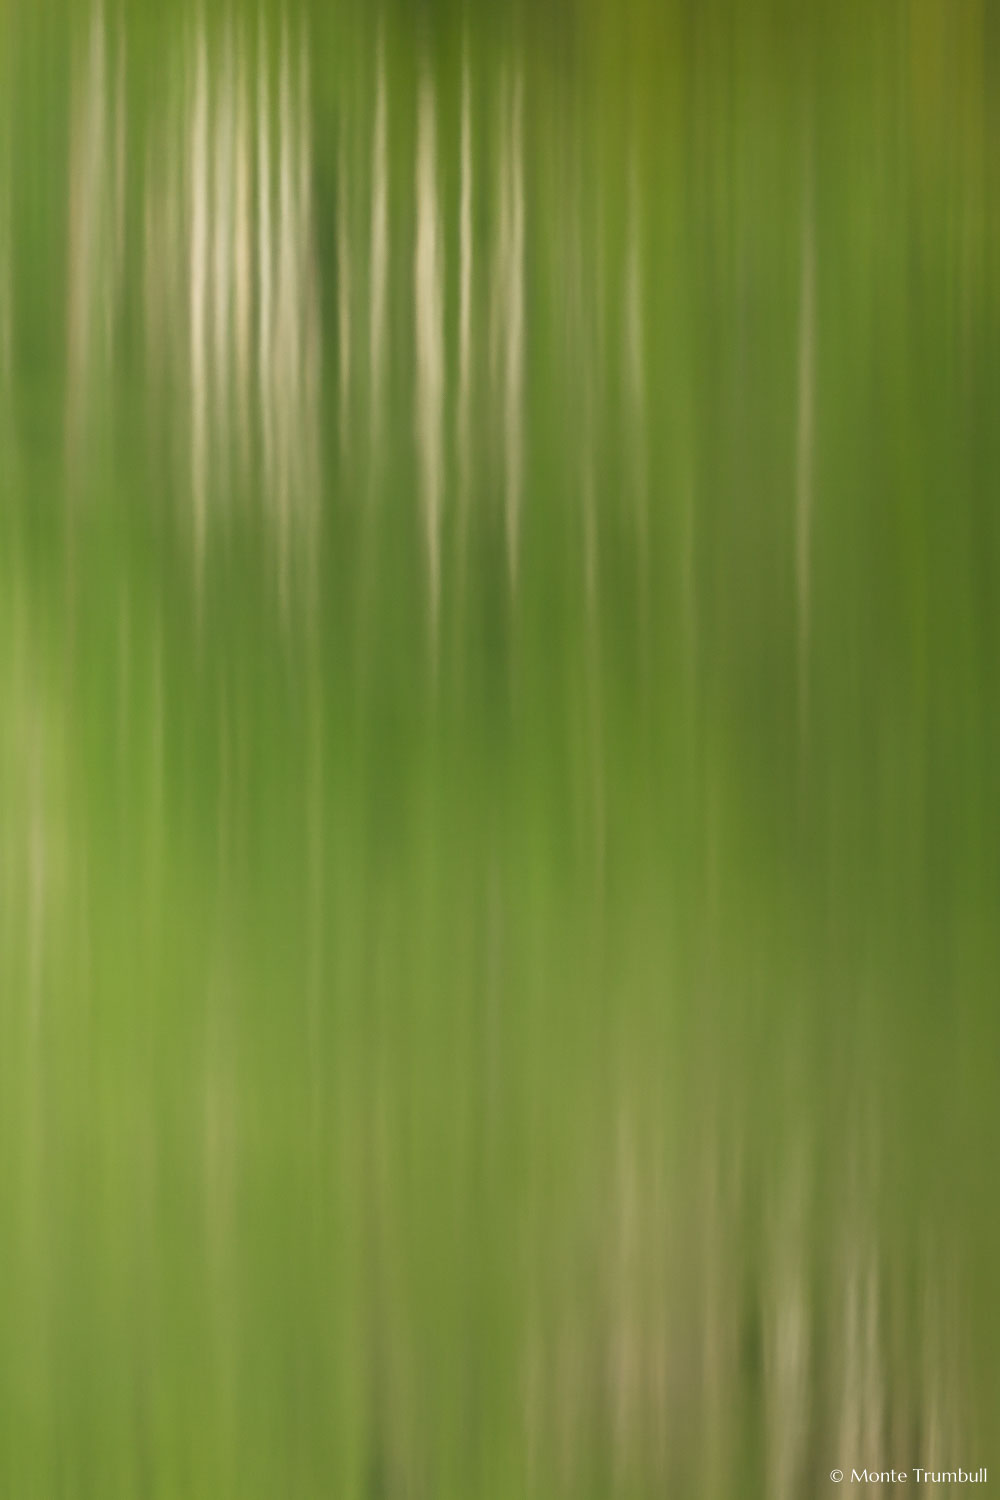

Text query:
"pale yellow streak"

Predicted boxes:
[[257, 31, 275, 497], [488, 72, 507, 411], [838, 1238, 884, 1466], [142, 145, 160, 378], [273, 25, 300, 588], [189, 19, 210, 566], [414, 73, 444, 645], [919, 1263, 964, 1473], [163, 94, 184, 376], [502, 73, 524, 589], [296, 32, 314, 255], [369, 35, 388, 448], [456, 51, 472, 527], [763, 1167, 811, 1500], [297, 32, 322, 532], [276, 28, 301, 410], [337, 128, 352, 459], [66, 8, 107, 446], [213, 27, 235, 461], [567, 163, 597, 617], [233, 38, 252, 469], [114, 33, 126, 300]]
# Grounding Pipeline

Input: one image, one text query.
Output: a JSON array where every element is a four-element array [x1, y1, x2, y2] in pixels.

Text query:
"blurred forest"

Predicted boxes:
[[0, 0, 998, 1495]]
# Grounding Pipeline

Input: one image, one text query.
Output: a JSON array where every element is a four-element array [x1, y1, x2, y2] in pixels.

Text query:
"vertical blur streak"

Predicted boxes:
[[212, 25, 235, 491], [836, 1209, 886, 1475], [257, 26, 275, 502], [567, 146, 605, 892], [700, 1138, 739, 1498], [142, 141, 159, 388], [456, 49, 472, 553], [337, 122, 352, 464], [763, 1162, 810, 1500], [623, 162, 648, 616], [65, 7, 106, 461], [369, 33, 388, 464], [568, 168, 598, 617], [414, 70, 443, 653], [504, 73, 525, 590], [795, 190, 815, 741], [298, 32, 323, 588], [273, 26, 299, 602], [919, 1265, 962, 1476], [233, 37, 252, 475], [278, 24, 322, 600], [490, 68, 524, 591], [189, 19, 209, 577], [114, 36, 126, 301]]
